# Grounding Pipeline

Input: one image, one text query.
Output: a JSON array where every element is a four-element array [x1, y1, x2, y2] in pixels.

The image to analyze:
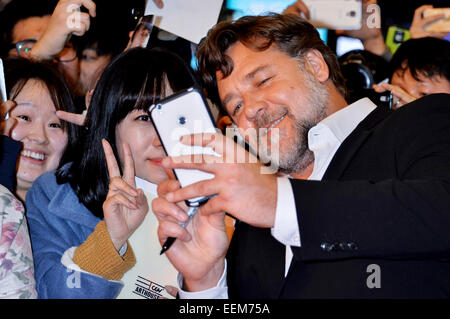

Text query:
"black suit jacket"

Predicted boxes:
[[227, 94, 450, 298]]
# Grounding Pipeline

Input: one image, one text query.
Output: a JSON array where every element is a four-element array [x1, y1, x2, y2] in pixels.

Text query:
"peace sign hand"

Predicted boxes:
[[102, 139, 149, 251]]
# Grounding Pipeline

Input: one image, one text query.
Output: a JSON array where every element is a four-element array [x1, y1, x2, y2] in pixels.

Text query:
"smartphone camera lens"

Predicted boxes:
[[156, 104, 162, 110], [349, 10, 356, 17], [178, 116, 187, 125]]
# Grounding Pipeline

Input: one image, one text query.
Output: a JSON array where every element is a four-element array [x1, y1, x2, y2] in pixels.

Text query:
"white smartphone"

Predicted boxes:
[[150, 87, 219, 206], [0, 58, 8, 120], [423, 8, 450, 32], [303, 0, 362, 30]]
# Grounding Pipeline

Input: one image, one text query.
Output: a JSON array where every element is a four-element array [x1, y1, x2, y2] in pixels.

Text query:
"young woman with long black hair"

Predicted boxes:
[[26, 47, 197, 298]]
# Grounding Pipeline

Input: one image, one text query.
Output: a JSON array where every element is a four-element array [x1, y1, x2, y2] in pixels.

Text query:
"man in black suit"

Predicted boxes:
[[152, 14, 450, 298]]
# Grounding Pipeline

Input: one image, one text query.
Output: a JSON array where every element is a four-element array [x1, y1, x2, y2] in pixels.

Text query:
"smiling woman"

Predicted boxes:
[[24, 47, 199, 299], [4, 58, 80, 202]]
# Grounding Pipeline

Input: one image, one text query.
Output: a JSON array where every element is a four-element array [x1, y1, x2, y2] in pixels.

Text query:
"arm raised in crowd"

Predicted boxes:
[[409, 5, 448, 40], [28, 0, 96, 61], [284, 0, 387, 56]]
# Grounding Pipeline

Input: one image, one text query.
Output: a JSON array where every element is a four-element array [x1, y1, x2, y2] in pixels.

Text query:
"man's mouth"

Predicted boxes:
[[21, 149, 46, 161], [263, 113, 287, 136]]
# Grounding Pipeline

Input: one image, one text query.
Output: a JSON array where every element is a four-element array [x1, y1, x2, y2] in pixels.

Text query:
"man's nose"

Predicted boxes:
[[243, 95, 267, 123]]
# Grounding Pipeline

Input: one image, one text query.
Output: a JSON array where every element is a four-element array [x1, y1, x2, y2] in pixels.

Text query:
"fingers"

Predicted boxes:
[[157, 179, 181, 197], [78, 0, 97, 17], [198, 196, 224, 218], [105, 192, 138, 211], [0, 101, 18, 136], [420, 13, 446, 28], [165, 285, 178, 298], [165, 168, 176, 180], [165, 179, 218, 204], [71, 12, 91, 36], [427, 31, 449, 39], [56, 110, 86, 126], [283, 0, 310, 19], [376, 83, 416, 108], [0, 100, 17, 117], [121, 142, 136, 187], [217, 115, 232, 132], [85, 89, 94, 109], [413, 5, 434, 22], [179, 133, 253, 161], [180, 132, 224, 150], [158, 219, 191, 244], [0, 117, 17, 136], [382, 83, 416, 104], [372, 83, 387, 93], [152, 197, 189, 224], [102, 139, 121, 178], [109, 176, 138, 198], [153, 0, 164, 9], [294, 0, 310, 19], [161, 154, 219, 173], [135, 189, 149, 210]]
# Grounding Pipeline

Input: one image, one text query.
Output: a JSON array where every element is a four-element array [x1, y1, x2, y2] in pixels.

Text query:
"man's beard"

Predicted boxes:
[[256, 73, 329, 176]]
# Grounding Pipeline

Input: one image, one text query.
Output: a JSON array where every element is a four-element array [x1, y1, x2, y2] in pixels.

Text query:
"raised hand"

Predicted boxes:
[[0, 100, 17, 136], [102, 139, 148, 251], [56, 89, 93, 126], [152, 178, 229, 291], [283, 0, 310, 19], [410, 5, 448, 40], [161, 132, 278, 228], [30, 0, 96, 61], [373, 82, 417, 109], [153, 0, 164, 9]]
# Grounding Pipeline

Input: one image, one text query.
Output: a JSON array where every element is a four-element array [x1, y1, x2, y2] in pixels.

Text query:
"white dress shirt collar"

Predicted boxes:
[[314, 97, 377, 143], [307, 98, 377, 181]]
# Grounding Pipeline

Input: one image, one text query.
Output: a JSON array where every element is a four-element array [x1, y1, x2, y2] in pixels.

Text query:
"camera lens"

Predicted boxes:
[[178, 116, 187, 125]]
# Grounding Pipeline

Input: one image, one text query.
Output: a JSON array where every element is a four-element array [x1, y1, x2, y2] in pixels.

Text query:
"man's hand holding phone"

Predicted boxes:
[[160, 132, 278, 228], [153, 131, 278, 291]]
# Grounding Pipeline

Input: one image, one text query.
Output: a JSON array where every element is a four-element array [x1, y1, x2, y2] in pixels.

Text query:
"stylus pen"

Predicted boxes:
[[160, 205, 199, 255]]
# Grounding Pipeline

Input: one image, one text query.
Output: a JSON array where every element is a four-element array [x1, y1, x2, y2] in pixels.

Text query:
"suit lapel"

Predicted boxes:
[[322, 105, 392, 180], [276, 106, 392, 297]]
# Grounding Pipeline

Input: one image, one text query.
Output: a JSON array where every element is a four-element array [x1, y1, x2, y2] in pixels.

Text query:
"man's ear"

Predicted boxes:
[[304, 49, 330, 83]]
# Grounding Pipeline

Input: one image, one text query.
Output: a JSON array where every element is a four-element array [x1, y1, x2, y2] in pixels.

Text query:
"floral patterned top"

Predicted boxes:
[[0, 185, 37, 298]]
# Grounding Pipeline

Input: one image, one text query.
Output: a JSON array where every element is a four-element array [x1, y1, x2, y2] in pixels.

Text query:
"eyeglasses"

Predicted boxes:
[[12, 39, 78, 63], [13, 39, 36, 56]]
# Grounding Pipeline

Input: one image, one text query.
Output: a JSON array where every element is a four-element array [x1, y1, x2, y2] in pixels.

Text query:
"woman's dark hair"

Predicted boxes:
[[196, 13, 347, 108], [3, 57, 80, 166], [389, 37, 450, 82], [57, 47, 197, 218]]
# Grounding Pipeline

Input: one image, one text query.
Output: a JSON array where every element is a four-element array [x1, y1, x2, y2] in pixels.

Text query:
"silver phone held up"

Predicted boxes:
[[150, 87, 220, 206], [303, 0, 362, 30]]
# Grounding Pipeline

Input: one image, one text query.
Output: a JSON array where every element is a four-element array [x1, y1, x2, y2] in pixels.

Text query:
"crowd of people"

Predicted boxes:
[[0, 0, 449, 299]]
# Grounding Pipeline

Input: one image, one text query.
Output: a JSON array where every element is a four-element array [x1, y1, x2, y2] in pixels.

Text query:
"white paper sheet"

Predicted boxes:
[[145, 0, 223, 44]]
